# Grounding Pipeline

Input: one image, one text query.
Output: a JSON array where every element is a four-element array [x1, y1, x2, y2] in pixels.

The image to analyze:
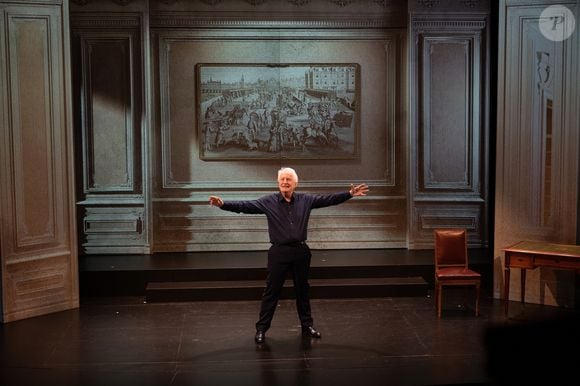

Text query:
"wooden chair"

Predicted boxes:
[[434, 229, 481, 317]]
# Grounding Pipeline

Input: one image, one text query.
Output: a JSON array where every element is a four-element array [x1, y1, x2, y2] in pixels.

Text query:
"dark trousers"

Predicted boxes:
[[255, 243, 312, 332]]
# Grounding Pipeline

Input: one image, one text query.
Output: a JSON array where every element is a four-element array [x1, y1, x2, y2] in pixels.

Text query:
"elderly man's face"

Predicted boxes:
[[278, 171, 298, 196]]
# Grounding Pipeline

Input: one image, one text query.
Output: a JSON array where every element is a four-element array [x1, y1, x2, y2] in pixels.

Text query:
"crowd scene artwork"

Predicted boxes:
[[197, 64, 359, 160]]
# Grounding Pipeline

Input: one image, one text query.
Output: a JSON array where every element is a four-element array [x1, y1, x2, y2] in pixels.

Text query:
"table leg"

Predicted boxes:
[[576, 270, 580, 309], [504, 266, 510, 315], [520, 268, 526, 303]]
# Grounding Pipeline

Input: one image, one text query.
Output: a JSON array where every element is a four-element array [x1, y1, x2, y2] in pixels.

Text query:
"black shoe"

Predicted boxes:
[[301, 326, 321, 339], [255, 330, 265, 344]]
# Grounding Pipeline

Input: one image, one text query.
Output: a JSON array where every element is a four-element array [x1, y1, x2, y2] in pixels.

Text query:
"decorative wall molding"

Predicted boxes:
[[70, 13, 148, 254], [416, 0, 439, 8], [494, 0, 579, 304], [153, 27, 406, 250], [461, 0, 481, 7], [157, 33, 402, 190], [535, 51, 552, 91], [245, 0, 268, 5], [70, 0, 137, 5], [374, 0, 393, 7], [80, 35, 136, 193], [147, 0, 406, 28], [383, 39, 400, 187], [411, 0, 490, 12], [420, 37, 478, 193], [150, 0, 404, 9], [111, 0, 135, 5], [408, 9, 490, 248], [70, 13, 141, 28], [329, 0, 355, 6], [288, 0, 311, 5], [412, 18, 487, 31], [150, 14, 405, 29], [0, 2, 78, 322], [82, 207, 144, 242], [411, 204, 484, 248], [153, 197, 407, 251]]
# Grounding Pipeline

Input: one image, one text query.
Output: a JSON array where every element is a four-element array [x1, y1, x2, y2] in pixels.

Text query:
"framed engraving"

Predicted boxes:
[[197, 63, 360, 160]]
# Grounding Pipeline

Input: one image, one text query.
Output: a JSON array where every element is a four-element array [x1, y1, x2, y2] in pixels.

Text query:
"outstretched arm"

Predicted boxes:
[[349, 183, 369, 197], [311, 183, 369, 209], [208, 195, 265, 214]]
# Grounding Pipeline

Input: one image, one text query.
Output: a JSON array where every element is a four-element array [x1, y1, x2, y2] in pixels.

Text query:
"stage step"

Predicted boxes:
[[79, 249, 491, 298], [145, 276, 430, 303]]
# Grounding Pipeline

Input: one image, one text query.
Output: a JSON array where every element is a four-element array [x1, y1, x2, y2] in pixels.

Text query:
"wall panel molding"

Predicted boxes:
[[409, 11, 489, 248], [0, 1, 78, 322], [70, 13, 141, 28], [157, 32, 404, 189], [71, 10, 149, 254], [411, 204, 483, 249], [151, 27, 406, 251], [494, 0, 579, 305], [420, 37, 474, 192], [154, 197, 406, 251], [81, 34, 135, 193]]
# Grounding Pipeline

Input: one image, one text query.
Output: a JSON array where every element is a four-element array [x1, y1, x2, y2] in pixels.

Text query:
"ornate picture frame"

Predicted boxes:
[[197, 63, 360, 160]]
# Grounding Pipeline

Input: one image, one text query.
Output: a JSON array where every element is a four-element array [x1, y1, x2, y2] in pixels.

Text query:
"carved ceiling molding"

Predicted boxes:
[[411, 17, 486, 32], [120, 0, 411, 12], [151, 14, 400, 29], [70, 14, 142, 29]]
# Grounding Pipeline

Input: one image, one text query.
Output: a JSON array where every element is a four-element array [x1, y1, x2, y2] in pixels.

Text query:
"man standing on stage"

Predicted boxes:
[[208, 167, 369, 344]]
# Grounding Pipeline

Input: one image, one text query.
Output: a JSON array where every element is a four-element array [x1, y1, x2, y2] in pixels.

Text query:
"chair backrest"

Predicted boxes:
[[434, 229, 468, 269]]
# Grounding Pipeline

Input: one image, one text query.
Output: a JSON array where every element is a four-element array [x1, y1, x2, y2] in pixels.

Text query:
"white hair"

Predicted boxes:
[[278, 167, 298, 183]]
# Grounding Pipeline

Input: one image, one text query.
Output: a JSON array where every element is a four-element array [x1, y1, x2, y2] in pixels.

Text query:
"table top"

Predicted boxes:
[[503, 241, 580, 258]]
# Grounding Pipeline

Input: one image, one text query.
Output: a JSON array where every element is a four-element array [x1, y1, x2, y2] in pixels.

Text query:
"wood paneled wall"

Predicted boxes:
[[0, 0, 78, 322], [68, 0, 492, 253], [152, 34, 408, 251], [495, 0, 579, 306], [408, 2, 491, 249], [70, 5, 150, 254]]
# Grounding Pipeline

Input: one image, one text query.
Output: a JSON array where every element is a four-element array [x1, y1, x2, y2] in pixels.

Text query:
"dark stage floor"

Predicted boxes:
[[2, 292, 580, 386]]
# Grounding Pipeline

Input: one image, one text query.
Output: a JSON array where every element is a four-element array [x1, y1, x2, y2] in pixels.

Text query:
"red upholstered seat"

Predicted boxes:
[[434, 229, 481, 317], [436, 267, 481, 279]]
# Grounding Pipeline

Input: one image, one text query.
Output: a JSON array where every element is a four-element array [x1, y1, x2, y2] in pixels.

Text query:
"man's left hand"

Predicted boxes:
[[349, 183, 369, 197]]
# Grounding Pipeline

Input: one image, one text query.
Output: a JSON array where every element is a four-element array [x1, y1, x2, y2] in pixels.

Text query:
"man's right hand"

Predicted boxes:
[[208, 196, 224, 207]]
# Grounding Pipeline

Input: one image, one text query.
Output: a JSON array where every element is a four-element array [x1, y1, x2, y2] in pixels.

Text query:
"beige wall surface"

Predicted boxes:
[[494, 0, 579, 306], [152, 33, 407, 251], [68, 0, 492, 254]]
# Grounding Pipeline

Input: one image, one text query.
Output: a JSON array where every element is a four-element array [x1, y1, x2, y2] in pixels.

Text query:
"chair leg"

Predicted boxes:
[[475, 283, 480, 317], [434, 282, 438, 314], [436, 284, 442, 318]]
